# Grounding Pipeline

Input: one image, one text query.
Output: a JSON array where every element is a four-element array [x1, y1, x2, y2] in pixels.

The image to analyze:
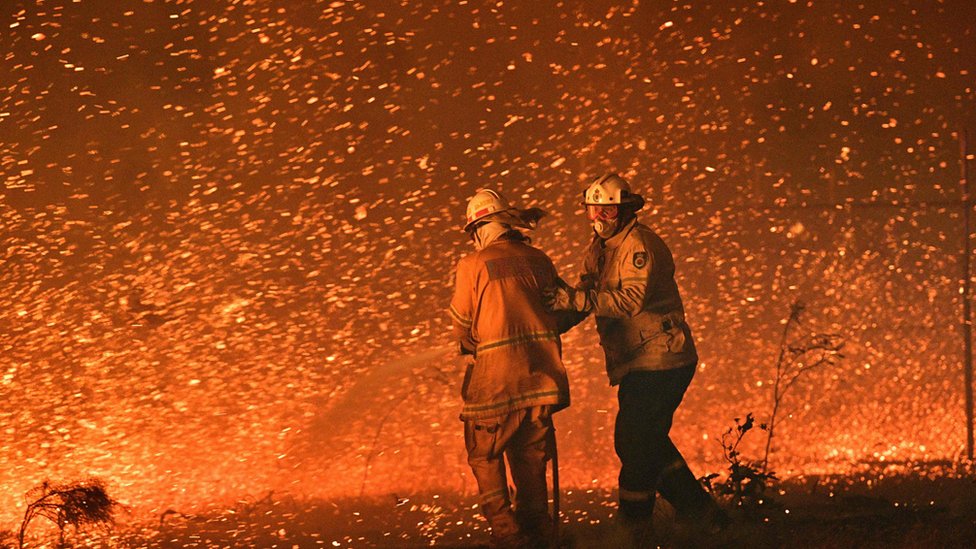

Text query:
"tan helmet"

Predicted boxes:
[[583, 173, 644, 209], [464, 189, 509, 231]]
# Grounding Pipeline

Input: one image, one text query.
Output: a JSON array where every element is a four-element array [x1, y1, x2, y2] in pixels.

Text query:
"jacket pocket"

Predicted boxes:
[[470, 419, 502, 458], [658, 318, 688, 353], [600, 311, 688, 364], [661, 313, 689, 353]]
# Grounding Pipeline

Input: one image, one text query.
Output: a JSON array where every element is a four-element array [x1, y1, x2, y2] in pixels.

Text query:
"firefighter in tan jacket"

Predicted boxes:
[[449, 189, 571, 548], [544, 174, 728, 542]]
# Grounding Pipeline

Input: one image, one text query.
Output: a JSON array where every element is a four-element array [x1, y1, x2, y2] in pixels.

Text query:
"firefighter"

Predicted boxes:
[[543, 173, 728, 543], [449, 189, 573, 548]]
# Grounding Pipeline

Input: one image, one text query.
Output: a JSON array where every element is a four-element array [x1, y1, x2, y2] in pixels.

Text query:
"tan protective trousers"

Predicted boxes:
[[464, 405, 553, 539]]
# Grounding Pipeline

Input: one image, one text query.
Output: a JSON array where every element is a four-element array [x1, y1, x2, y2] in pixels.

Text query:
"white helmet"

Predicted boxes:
[[583, 173, 644, 209], [464, 189, 509, 231]]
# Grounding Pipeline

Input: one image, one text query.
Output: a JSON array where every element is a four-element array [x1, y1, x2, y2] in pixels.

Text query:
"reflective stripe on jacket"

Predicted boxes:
[[582, 218, 698, 384], [450, 237, 570, 419]]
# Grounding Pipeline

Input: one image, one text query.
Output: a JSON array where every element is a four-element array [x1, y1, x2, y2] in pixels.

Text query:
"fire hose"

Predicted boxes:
[[550, 419, 561, 548]]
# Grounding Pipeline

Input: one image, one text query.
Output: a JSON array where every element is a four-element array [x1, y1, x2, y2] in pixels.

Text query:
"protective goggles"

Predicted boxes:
[[586, 204, 619, 221]]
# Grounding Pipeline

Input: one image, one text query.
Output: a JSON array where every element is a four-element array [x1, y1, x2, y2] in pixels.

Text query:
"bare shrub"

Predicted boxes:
[[17, 479, 119, 549], [763, 301, 845, 473]]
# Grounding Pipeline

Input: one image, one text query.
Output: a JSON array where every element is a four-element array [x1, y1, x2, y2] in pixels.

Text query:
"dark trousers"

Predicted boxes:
[[615, 366, 712, 519]]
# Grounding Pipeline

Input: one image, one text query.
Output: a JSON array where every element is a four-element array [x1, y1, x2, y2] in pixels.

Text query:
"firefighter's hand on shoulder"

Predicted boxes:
[[542, 279, 593, 313]]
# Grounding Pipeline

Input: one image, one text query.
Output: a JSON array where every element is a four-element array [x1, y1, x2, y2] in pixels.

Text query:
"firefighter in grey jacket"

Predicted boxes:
[[544, 173, 727, 540]]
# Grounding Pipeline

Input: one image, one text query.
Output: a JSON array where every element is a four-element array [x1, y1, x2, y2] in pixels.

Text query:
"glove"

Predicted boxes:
[[542, 282, 592, 313]]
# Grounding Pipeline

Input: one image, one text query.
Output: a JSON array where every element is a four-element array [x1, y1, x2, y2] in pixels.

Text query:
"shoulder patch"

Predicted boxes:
[[633, 251, 648, 269]]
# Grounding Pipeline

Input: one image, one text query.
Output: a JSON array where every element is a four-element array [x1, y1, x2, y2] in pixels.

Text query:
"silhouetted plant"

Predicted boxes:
[[702, 302, 844, 513], [701, 413, 778, 512], [763, 301, 845, 474], [17, 479, 118, 549]]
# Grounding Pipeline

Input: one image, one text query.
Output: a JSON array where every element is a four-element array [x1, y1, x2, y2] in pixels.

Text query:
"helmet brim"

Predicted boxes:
[[583, 194, 645, 211]]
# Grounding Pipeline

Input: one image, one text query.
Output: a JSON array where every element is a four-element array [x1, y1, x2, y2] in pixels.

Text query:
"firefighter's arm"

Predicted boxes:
[[555, 256, 601, 328], [543, 276, 592, 315], [578, 249, 599, 291], [540, 258, 590, 332], [543, 243, 601, 316], [448, 259, 478, 355], [547, 277, 590, 332], [590, 239, 651, 318]]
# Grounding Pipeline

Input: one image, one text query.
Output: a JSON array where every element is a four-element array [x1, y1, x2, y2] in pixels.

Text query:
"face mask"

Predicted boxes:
[[592, 218, 619, 239], [471, 221, 510, 250], [587, 205, 621, 239]]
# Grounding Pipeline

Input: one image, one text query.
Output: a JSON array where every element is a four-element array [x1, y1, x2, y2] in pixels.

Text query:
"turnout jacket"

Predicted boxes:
[[582, 218, 698, 384], [449, 236, 570, 420]]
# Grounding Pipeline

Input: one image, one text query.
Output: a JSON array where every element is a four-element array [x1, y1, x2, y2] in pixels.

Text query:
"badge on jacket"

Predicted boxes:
[[633, 251, 648, 269]]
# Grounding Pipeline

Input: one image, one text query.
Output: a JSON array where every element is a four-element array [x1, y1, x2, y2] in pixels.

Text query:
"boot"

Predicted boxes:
[[658, 461, 728, 530], [699, 499, 732, 535], [488, 510, 530, 549], [516, 510, 554, 548], [618, 498, 655, 548]]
